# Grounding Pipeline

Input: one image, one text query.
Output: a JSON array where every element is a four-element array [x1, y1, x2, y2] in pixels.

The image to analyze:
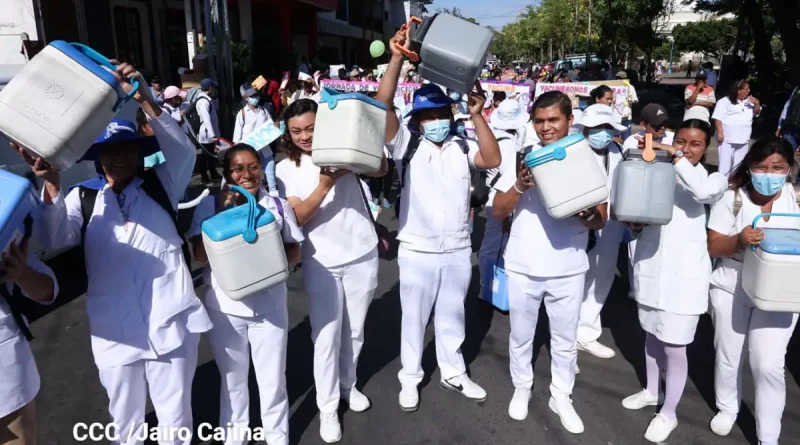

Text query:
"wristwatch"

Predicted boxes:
[[673, 149, 685, 159]]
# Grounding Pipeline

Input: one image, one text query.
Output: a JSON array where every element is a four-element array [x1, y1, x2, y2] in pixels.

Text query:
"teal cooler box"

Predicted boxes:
[[0, 170, 38, 262]]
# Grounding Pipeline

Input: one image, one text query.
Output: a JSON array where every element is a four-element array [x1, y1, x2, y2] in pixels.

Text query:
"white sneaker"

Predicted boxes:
[[398, 385, 419, 412], [710, 411, 737, 436], [342, 387, 371, 412], [644, 413, 678, 443], [548, 396, 585, 434], [577, 340, 616, 359], [508, 388, 532, 421], [319, 412, 342, 443], [622, 389, 660, 410], [440, 374, 487, 401]]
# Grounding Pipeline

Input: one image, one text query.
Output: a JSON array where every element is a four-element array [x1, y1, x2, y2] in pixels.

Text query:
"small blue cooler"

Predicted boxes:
[[201, 186, 288, 301], [743, 212, 800, 312], [0, 170, 38, 256]]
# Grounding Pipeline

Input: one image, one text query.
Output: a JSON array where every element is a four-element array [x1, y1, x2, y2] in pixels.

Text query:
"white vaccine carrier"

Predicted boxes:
[[523, 133, 609, 219], [0, 170, 38, 260], [0, 41, 138, 171], [201, 186, 288, 301], [743, 212, 800, 312], [312, 88, 386, 174]]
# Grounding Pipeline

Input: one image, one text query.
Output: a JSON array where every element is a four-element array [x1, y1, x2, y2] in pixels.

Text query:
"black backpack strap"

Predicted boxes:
[[79, 186, 99, 239], [399, 134, 422, 189], [140, 170, 192, 272]]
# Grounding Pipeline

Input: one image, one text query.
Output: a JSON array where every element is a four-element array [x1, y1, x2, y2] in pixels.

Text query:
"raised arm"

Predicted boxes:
[[467, 82, 501, 170], [675, 158, 728, 204], [376, 29, 408, 145]]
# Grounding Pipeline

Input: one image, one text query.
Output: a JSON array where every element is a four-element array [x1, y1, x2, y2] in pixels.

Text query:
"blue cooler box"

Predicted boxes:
[[0, 170, 38, 255]]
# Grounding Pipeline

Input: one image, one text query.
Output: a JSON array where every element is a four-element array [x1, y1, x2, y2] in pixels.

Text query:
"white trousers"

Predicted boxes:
[[577, 222, 625, 344], [303, 249, 378, 413], [710, 287, 799, 444], [206, 305, 289, 445], [717, 142, 749, 177], [507, 270, 585, 398], [98, 333, 200, 445], [398, 245, 472, 386]]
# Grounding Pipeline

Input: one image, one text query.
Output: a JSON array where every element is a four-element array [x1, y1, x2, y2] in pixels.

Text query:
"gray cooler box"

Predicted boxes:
[[409, 13, 493, 94]]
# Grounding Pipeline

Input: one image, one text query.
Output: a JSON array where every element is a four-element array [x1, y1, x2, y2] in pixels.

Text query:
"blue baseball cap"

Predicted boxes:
[[79, 119, 160, 162], [404, 84, 454, 118], [201, 78, 218, 90]]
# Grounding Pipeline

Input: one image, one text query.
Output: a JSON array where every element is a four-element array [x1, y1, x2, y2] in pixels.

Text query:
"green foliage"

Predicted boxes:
[[672, 18, 737, 60]]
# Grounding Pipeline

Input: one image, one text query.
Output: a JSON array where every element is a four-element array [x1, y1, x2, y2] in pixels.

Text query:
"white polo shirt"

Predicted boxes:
[[712, 96, 757, 144], [387, 125, 480, 253], [276, 154, 377, 268], [191, 187, 304, 317], [495, 143, 590, 278]]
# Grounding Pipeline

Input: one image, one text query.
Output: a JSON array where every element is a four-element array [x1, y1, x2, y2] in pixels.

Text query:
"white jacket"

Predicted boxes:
[[633, 158, 727, 315]]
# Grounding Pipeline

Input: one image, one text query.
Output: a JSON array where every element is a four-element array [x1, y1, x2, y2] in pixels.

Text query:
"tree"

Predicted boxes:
[[435, 7, 479, 25], [672, 18, 737, 61]]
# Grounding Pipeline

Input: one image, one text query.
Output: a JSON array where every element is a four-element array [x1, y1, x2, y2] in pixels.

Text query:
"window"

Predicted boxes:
[[113, 6, 145, 67]]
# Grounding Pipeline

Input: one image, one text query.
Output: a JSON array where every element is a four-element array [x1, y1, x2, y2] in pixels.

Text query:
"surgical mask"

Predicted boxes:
[[750, 171, 787, 196], [449, 92, 462, 102], [247, 97, 260, 107], [587, 128, 614, 149], [422, 119, 451, 143]]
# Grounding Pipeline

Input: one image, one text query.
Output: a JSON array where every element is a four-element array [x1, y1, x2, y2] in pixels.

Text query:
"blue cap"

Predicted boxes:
[[405, 84, 453, 118], [79, 119, 160, 162], [201, 78, 218, 90]]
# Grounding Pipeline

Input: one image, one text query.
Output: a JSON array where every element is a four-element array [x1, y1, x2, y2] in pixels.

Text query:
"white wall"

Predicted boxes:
[[0, 0, 39, 65]]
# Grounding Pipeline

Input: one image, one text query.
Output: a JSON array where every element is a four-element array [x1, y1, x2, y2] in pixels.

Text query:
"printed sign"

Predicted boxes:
[[251, 75, 267, 90], [534, 82, 629, 120], [280, 71, 291, 90], [243, 122, 284, 150]]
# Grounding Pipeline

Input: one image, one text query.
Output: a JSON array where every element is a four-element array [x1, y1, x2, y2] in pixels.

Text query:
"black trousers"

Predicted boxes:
[[199, 143, 221, 181], [368, 159, 395, 201]]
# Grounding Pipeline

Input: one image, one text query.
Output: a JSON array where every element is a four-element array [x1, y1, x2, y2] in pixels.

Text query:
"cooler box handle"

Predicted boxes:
[[750, 212, 800, 251], [391, 17, 422, 62], [229, 185, 259, 244], [70, 43, 140, 111]]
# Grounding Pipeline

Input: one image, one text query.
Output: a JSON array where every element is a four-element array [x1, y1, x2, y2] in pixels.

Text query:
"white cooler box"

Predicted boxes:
[[0, 169, 38, 258], [312, 88, 386, 174], [201, 186, 288, 301], [0, 41, 137, 171], [523, 133, 609, 219], [743, 212, 800, 312]]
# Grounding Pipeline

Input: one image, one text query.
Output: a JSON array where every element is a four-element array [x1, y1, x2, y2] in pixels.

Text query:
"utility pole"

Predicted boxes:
[[585, 0, 592, 68]]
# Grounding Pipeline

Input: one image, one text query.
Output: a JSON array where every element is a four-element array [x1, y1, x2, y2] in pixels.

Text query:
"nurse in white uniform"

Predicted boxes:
[[622, 119, 727, 443], [0, 231, 58, 445], [574, 104, 627, 360], [479, 99, 529, 300], [22, 63, 212, 445], [706, 138, 799, 445], [275, 99, 387, 444], [376, 29, 501, 412], [492, 92, 608, 434], [712, 79, 761, 176], [190, 144, 304, 445]]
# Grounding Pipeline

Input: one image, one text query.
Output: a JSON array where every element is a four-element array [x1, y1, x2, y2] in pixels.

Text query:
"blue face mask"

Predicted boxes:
[[449, 92, 462, 102], [587, 128, 614, 149], [422, 119, 452, 143], [750, 171, 787, 196], [247, 97, 260, 107]]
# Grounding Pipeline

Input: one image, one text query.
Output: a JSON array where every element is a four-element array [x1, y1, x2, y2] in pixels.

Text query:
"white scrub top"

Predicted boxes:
[[191, 187, 304, 317], [707, 184, 800, 294], [276, 155, 377, 268], [633, 158, 727, 315], [0, 255, 58, 418], [495, 143, 591, 278], [387, 126, 480, 253], [39, 112, 212, 369], [623, 130, 675, 152], [712, 96, 758, 144], [233, 105, 271, 145]]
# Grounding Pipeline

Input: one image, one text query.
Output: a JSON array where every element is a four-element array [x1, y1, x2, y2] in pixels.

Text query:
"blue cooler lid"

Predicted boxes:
[[202, 204, 276, 243], [758, 228, 800, 255], [0, 170, 37, 250], [524, 133, 584, 169], [319, 88, 387, 111]]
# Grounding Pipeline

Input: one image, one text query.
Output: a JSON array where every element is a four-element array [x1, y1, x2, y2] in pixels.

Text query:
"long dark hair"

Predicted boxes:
[[729, 138, 795, 190], [222, 143, 262, 185], [280, 99, 318, 166], [727, 79, 748, 104], [590, 85, 613, 104]]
